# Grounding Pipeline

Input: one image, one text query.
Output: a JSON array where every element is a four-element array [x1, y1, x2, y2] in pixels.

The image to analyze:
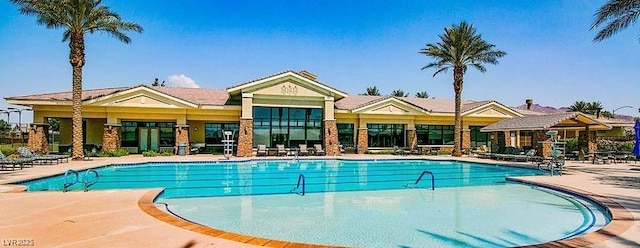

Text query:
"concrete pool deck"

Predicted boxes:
[[0, 154, 638, 247]]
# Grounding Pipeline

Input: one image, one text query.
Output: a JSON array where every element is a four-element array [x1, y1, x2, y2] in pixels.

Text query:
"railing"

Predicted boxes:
[[290, 174, 305, 196], [408, 170, 435, 190], [63, 169, 79, 192], [83, 169, 99, 192]]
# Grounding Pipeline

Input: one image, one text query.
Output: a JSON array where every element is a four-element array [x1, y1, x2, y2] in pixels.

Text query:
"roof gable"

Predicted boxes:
[[226, 71, 347, 99], [481, 112, 612, 132], [84, 86, 198, 108], [461, 101, 523, 118], [351, 97, 428, 115]]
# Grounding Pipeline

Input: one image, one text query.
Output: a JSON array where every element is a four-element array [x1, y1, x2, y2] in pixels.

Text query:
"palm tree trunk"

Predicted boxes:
[[452, 67, 464, 157], [70, 33, 85, 160]]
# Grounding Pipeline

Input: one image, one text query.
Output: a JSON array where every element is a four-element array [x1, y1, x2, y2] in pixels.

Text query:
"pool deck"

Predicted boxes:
[[0, 154, 638, 247]]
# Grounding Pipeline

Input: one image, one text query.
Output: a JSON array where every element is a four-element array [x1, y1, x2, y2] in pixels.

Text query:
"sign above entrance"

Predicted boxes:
[[281, 85, 298, 95]]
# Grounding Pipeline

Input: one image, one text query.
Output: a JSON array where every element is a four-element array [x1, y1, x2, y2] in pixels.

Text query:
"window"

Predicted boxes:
[[337, 123, 355, 147], [367, 124, 405, 147], [205, 123, 239, 144], [121, 121, 137, 147], [416, 125, 454, 145], [470, 126, 491, 148], [252, 106, 324, 148], [158, 123, 175, 147], [519, 131, 533, 149]]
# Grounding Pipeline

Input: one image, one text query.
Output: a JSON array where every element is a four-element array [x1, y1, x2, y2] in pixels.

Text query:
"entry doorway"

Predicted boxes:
[[139, 127, 160, 151]]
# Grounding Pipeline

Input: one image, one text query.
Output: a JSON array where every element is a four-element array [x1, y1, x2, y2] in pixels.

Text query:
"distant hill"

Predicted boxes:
[[514, 104, 635, 121]]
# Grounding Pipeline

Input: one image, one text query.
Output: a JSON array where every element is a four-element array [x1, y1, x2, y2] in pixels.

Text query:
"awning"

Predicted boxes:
[[480, 112, 611, 132]]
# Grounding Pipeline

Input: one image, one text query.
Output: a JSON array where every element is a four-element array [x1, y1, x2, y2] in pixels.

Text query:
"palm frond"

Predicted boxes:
[[591, 0, 640, 42]]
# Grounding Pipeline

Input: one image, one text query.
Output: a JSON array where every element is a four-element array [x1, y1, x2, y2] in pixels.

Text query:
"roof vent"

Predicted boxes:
[[299, 70, 317, 81]]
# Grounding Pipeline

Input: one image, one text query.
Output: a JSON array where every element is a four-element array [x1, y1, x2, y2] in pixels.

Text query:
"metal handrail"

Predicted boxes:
[[413, 170, 435, 190], [290, 174, 305, 196], [83, 169, 99, 192], [63, 169, 79, 192]]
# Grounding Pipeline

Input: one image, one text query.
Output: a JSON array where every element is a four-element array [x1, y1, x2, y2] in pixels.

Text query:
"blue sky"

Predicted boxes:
[[1, 0, 639, 124]]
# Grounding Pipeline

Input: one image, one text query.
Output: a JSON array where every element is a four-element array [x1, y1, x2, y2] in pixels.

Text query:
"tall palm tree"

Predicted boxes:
[[415, 91, 430, 98], [591, 0, 640, 42], [11, 0, 143, 160], [420, 21, 506, 157], [568, 101, 589, 113], [587, 101, 604, 115], [390, 89, 408, 97], [363, 86, 381, 96]]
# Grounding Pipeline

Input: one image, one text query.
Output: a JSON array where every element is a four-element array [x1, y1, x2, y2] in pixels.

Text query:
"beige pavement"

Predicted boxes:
[[0, 154, 638, 247]]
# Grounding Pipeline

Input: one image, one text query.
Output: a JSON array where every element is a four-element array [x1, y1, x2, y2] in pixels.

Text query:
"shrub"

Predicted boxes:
[[142, 150, 160, 157], [564, 138, 579, 152], [160, 151, 173, 156], [111, 148, 130, 157], [0, 147, 17, 156]]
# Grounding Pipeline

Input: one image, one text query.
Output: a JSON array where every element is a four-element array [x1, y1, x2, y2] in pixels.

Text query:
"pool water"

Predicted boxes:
[[20, 159, 611, 247]]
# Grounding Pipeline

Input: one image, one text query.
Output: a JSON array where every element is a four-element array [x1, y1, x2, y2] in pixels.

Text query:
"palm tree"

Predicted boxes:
[[390, 89, 408, 97], [11, 0, 143, 160], [363, 86, 381, 96], [587, 101, 604, 115], [568, 101, 589, 113], [420, 21, 506, 157], [415, 91, 430, 98], [151, 78, 165, 87], [591, 0, 640, 42]]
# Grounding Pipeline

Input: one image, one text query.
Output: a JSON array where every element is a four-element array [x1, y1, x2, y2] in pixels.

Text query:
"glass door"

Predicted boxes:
[[150, 128, 160, 151], [139, 127, 149, 151]]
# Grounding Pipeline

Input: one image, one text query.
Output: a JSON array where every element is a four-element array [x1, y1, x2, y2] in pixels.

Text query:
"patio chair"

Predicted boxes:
[[16, 147, 58, 165], [0, 151, 29, 170], [275, 144, 287, 156], [256, 145, 268, 156], [429, 147, 441, 156], [298, 144, 309, 156], [314, 144, 326, 156], [392, 146, 407, 156]]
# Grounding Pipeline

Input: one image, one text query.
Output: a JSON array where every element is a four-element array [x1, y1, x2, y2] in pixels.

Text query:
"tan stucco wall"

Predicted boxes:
[[187, 120, 205, 143], [59, 119, 72, 145], [86, 119, 106, 145]]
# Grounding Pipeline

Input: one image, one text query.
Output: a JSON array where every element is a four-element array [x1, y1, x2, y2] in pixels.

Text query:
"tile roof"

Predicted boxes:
[[480, 112, 606, 131], [6, 85, 230, 106], [334, 95, 480, 113]]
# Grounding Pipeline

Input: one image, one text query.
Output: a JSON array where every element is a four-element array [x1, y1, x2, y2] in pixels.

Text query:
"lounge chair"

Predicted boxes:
[[0, 151, 30, 170], [298, 144, 309, 156], [314, 144, 326, 156], [392, 146, 407, 156], [339, 144, 345, 154], [429, 147, 441, 156], [16, 147, 59, 165], [276, 144, 287, 156], [256, 145, 267, 156]]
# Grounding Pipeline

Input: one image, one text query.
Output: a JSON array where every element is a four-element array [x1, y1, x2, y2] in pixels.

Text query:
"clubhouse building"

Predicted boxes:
[[5, 70, 613, 157]]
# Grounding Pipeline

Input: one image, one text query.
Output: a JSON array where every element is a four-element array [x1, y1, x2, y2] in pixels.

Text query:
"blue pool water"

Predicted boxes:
[[21, 159, 610, 247]]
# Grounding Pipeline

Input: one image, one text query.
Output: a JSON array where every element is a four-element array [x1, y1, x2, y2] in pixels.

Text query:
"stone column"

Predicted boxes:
[[407, 129, 417, 149], [491, 132, 499, 147], [534, 130, 551, 157], [102, 124, 121, 152], [175, 125, 190, 155], [462, 129, 471, 150], [357, 128, 368, 154], [586, 128, 597, 154], [27, 123, 49, 155], [504, 131, 511, 147], [324, 120, 339, 156], [237, 118, 254, 157]]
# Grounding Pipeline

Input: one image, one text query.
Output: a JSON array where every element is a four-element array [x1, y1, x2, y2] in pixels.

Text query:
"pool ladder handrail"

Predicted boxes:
[[411, 170, 435, 190], [83, 169, 99, 192], [63, 169, 79, 192], [290, 173, 305, 196]]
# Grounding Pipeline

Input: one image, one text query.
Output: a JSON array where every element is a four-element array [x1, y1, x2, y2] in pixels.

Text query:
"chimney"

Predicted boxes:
[[525, 99, 533, 110], [299, 70, 317, 81]]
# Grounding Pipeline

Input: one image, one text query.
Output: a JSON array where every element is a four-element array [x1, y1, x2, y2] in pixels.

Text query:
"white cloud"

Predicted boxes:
[[167, 74, 200, 88]]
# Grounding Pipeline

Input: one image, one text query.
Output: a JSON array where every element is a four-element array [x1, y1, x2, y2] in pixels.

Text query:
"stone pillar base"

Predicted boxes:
[[357, 128, 368, 154], [324, 120, 339, 156], [175, 125, 190, 155], [27, 123, 49, 155], [102, 124, 121, 152], [534, 130, 551, 157], [237, 119, 254, 157], [407, 129, 417, 149]]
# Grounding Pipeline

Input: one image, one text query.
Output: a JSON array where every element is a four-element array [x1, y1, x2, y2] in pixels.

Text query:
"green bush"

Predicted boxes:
[[111, 148, 130, 157], [0, 147, 17, 156], [142, 150, 160, 157], [564, 138, 579, 152], [160, 151, 173, 156]]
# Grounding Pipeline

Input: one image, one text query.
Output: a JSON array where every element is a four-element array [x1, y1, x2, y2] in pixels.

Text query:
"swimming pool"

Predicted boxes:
[[21, 159, 611, 247]]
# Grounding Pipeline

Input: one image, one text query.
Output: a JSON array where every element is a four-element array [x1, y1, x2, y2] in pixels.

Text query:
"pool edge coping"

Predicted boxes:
[[138, 180, 633, 248]]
